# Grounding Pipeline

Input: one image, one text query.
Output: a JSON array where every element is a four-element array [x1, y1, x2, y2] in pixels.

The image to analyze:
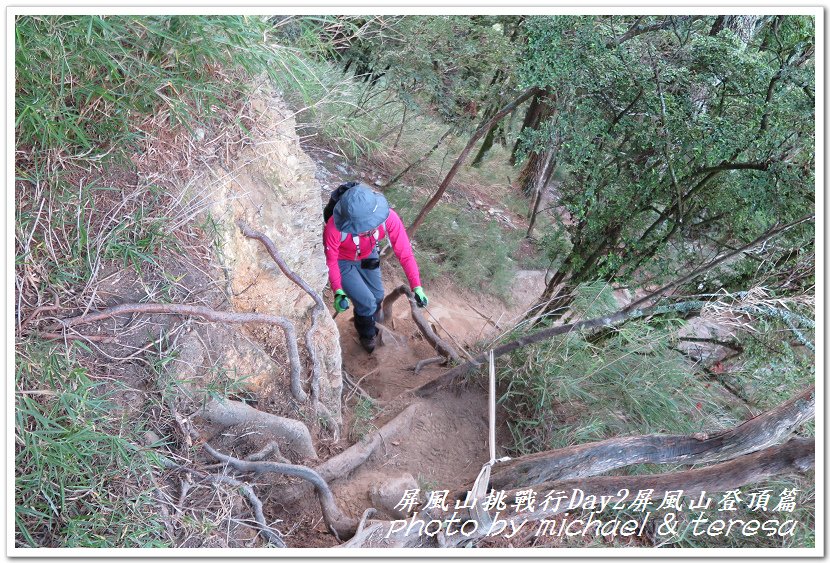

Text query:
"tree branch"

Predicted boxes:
[[382, 285, 460, 363], [407, 86, 542, 236]]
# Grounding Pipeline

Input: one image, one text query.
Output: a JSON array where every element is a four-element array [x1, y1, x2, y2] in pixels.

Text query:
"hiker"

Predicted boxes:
[[323, 182, 428, 353]]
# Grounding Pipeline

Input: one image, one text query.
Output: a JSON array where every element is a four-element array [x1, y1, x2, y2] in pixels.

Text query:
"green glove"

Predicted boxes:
[[412, 286, 428, 308], [334, 289, 350, 313]]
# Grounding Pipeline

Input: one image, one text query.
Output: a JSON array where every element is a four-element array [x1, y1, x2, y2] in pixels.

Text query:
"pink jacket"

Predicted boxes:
[[324, 209, 422, 291]]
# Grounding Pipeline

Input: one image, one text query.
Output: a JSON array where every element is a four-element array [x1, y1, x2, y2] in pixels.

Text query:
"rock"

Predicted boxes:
[[374, 179, 384, 187], [335, 163, 349, 175], [474, 199, 483, 206], [369, 473, 420, 519], [193, 128, 205, 142], [196, 86, 343, 424]]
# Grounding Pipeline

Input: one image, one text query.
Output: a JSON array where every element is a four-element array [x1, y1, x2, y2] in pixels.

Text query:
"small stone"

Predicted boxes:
[[369, 473, 419, 519], [475, 199, 483, 206], [193, 128, 205, 142]]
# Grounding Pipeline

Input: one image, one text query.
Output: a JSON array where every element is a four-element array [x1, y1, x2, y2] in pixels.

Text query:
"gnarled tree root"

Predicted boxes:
[[280, 403, 420, 508], [155, 454, 286, 547], [55, 301, 309, 403], [200, 441, 357, 540], [200, 397, 317, 460], [237, 221, 337, 434], [381, 285, 460, 362]]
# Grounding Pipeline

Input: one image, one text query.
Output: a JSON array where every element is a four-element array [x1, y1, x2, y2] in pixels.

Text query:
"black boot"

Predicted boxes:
[[354, 314, 378, 353]]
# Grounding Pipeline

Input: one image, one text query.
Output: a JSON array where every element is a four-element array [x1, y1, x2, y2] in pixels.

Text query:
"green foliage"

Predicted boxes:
[[521, 15, 814, 296], [15, 341, 165, 547], [323, 16, 521, 127], [385, 186, 520, 300], [349, 397, 380, 442], [16, 15, 298, 163], [499, 287, 740, 455]]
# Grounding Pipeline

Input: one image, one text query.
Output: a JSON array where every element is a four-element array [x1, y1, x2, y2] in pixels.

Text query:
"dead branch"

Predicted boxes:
[[489, 385, 814, 490], [56, 301, 308, 403], [382, 285, 460, 362], [200, 441, 357, 540], [199, 397, 317, 460], [413, 299, 707, 398], [342, 438, 814, 548], [407, 86, 542, 236]]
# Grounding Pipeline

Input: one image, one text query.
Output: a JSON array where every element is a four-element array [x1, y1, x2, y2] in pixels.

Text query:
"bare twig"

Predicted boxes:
[[55, 301, 308, 403]]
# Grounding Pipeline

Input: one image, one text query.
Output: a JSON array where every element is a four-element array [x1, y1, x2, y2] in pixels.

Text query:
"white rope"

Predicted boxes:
[[470, 349, 511, 533]]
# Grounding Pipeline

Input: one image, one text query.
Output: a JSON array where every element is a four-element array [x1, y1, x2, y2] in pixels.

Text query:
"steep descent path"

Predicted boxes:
[[328, 271, 546, 527]]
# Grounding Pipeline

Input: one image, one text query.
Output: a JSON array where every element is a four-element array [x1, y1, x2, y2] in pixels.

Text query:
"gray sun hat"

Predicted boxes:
[[332, 183, 390, 234]]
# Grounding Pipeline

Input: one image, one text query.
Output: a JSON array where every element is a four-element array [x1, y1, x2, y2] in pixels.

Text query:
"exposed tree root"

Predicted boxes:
[[200, 441, 358, 540], [209, 473, 288, 547], [237, 221, 337, 434], [382, 285, 460, 362], [280, 403, 420, 508], [414, 356, 444, 374], [155, 452, 286, 547], [55, 301, 308, 403], [342, 438, 814, 548], [246, 440, 289, 463], [200, 397, 317, 460], [489, 385, 815, 490]]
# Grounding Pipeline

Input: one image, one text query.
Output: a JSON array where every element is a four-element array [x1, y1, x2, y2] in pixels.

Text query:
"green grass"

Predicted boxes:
[[384, 185, 521, 300], [349, 396, 380, 442], [16, 15, 306, 162], [15, 341, 166, 548], [498, 285, 738, 456]]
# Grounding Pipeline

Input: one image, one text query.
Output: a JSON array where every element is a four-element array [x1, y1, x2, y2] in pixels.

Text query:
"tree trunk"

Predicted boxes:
[[526, 144, 558, 238], [407, 86, 541, 237], [385, 126, 454, 188], [489, 385, 814, 489]]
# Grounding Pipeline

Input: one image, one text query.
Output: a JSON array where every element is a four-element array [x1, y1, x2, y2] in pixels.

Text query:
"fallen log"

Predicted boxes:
[[342, 438, 814, 548], [489, 385, 814, 489]]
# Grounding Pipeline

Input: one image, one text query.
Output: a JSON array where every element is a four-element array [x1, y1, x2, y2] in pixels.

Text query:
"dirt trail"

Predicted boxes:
[[328, 271, 546, 524]]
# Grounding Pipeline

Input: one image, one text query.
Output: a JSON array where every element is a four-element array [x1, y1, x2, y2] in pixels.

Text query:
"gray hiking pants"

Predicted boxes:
[[338, 249, 384, 317]]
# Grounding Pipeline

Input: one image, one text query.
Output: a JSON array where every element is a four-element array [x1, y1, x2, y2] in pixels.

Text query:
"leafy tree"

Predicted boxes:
[[517, 15, 814, 318]]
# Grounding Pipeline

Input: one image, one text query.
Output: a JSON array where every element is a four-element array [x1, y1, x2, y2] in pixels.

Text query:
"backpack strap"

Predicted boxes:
[[342, 226, 385, 260]]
